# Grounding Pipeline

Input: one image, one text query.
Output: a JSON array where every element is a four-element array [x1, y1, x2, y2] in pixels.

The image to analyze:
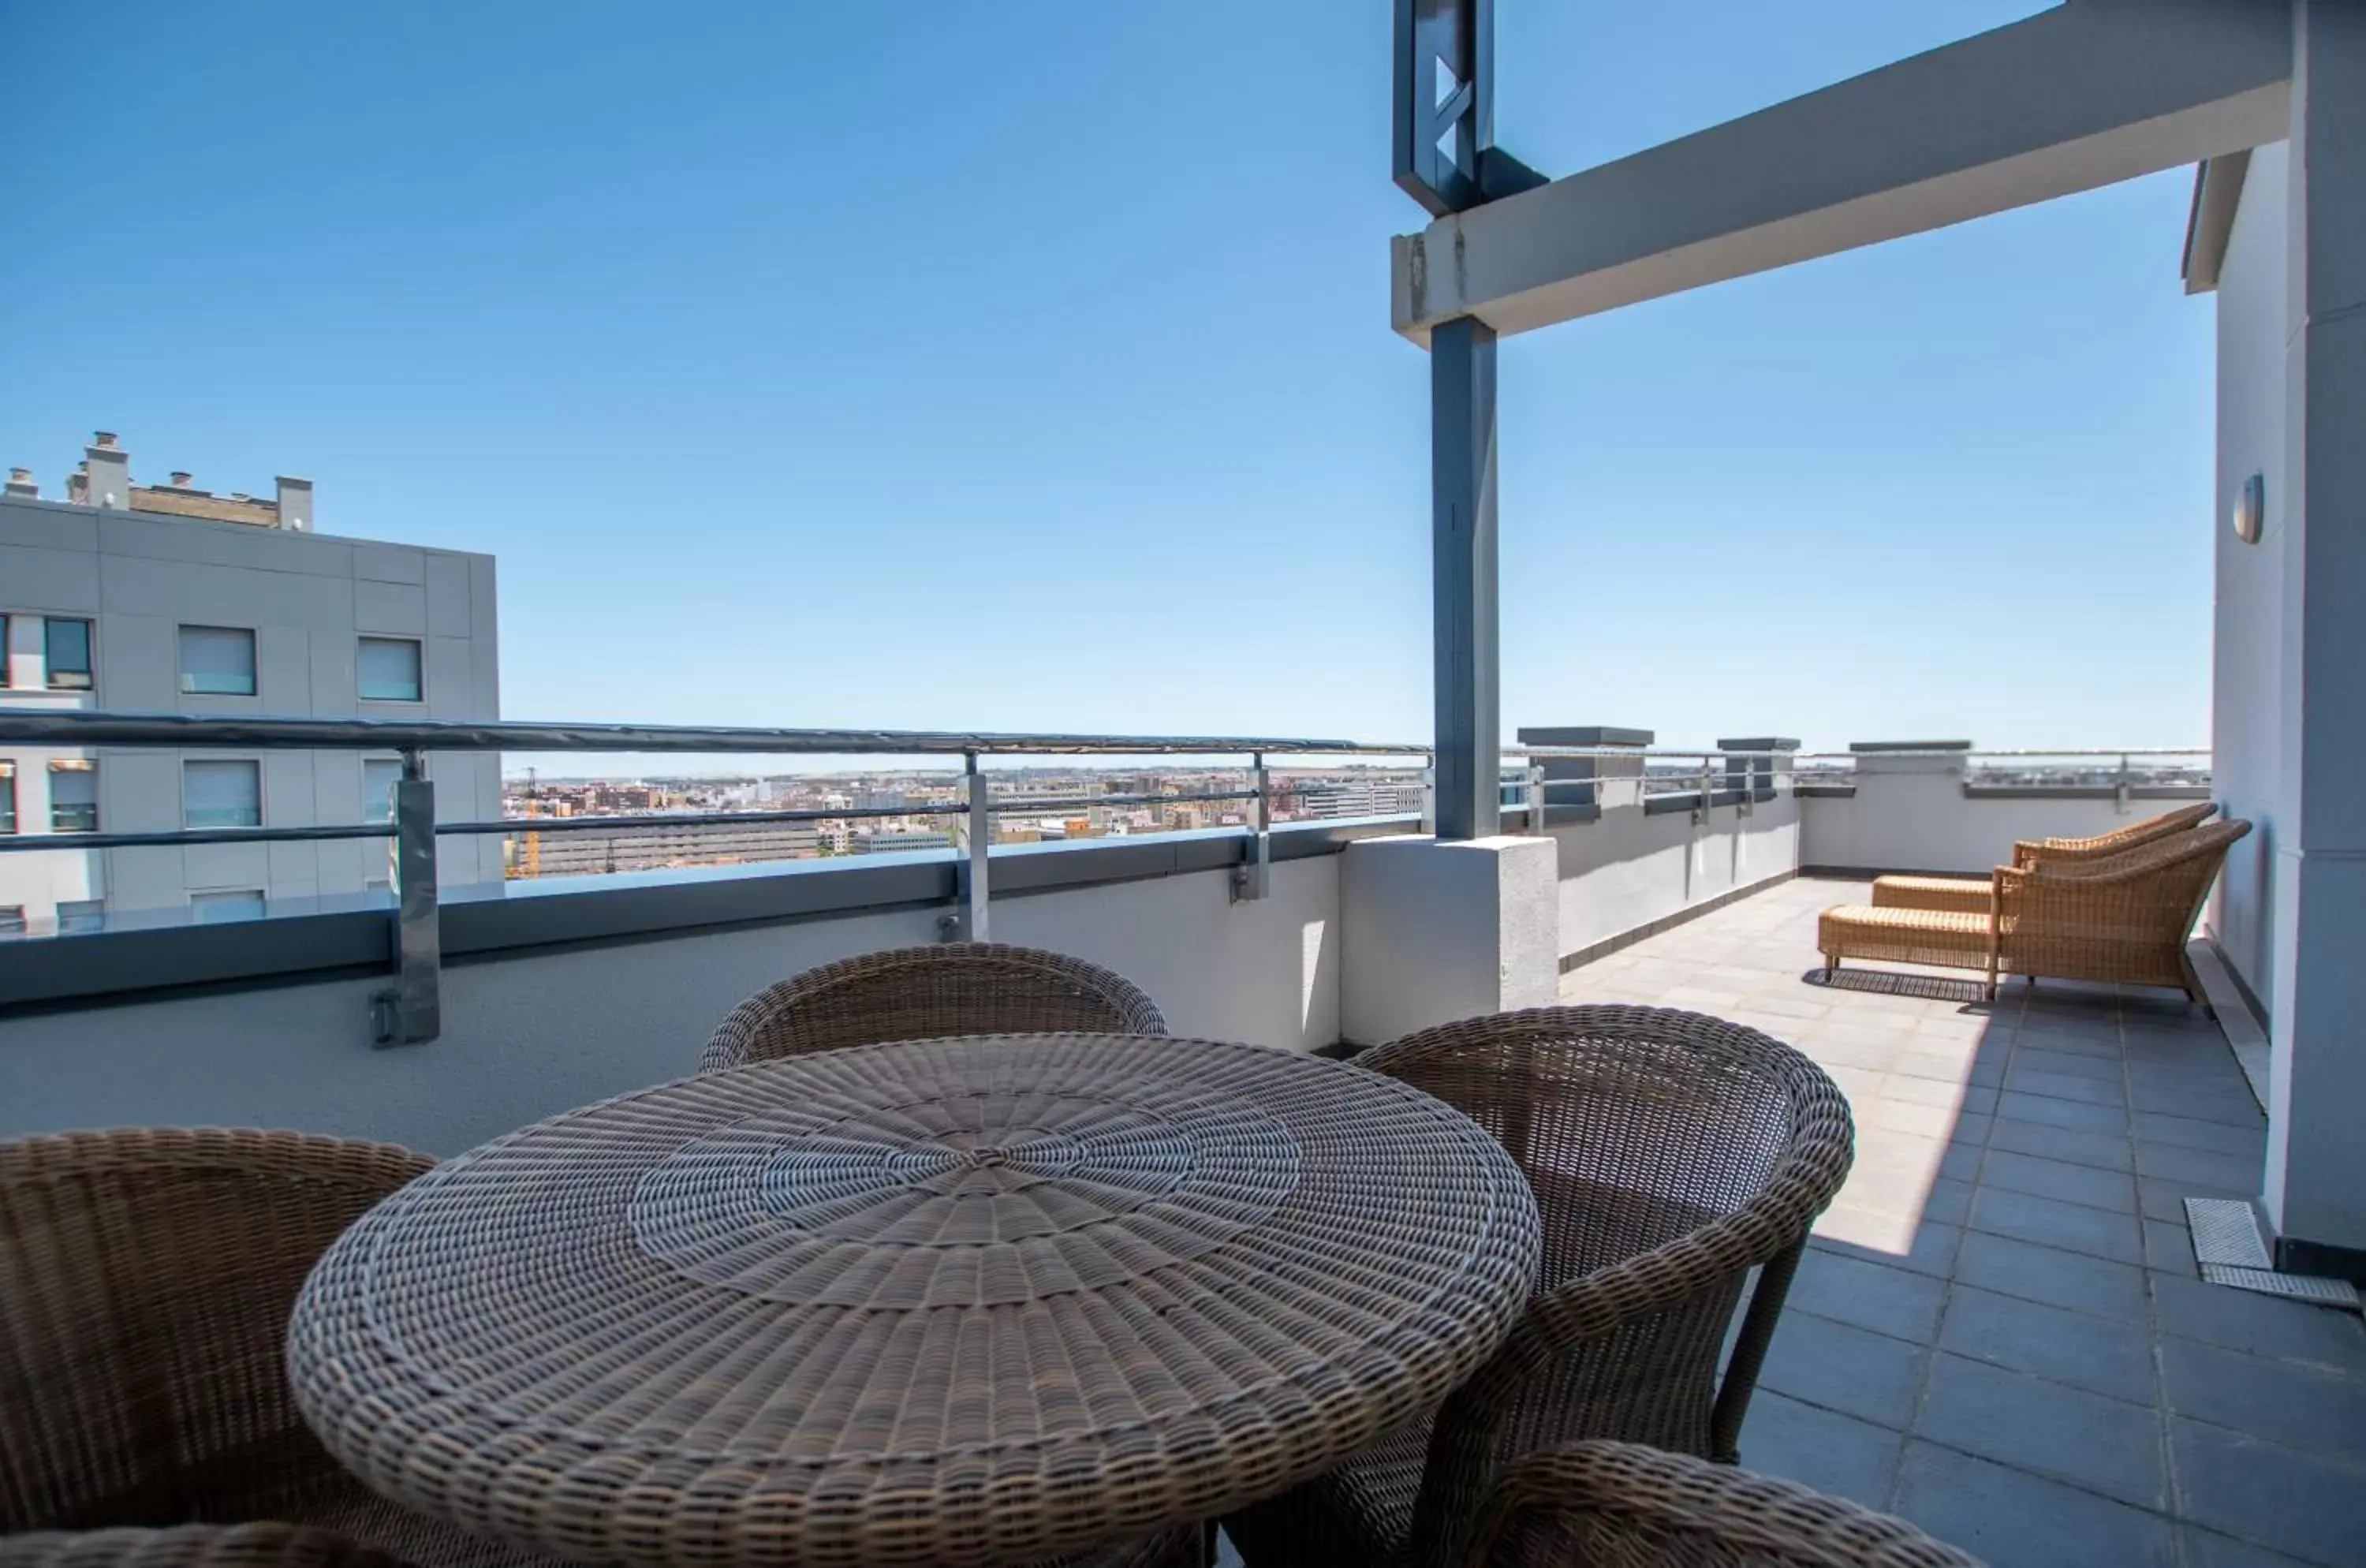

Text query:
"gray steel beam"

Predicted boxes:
[[1430, 315, 1500, 842]]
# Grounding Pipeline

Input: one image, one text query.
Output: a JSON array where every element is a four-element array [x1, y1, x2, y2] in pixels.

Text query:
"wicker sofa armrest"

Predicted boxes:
[[1405, 1172, 1839, 1566], [0, 1526, 407, 1568]]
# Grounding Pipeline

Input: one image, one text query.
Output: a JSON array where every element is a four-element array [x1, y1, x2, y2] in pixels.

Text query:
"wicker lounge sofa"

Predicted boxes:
[[1820, 819, 2249, 1000], [1869, 801, 2218, 916], [1225, 1006, 1855, 1568], [1458, 1442, 1984, 1566], [701, 941, 1166, 1068]]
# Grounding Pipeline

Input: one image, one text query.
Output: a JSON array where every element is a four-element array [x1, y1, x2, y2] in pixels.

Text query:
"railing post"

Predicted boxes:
[[1694, 759, 1715, 825], [963, 752, 991, 941], [375, 748, 440, 1045], [1525, 762, 1547, 834], [2115, 752, 2133, 815], [1233, 752, 1271, 903], [1420, 753, 1438, 834]]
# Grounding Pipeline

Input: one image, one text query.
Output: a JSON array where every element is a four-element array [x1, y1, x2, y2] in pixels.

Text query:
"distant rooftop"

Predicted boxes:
[[3, 429, 313, 532]]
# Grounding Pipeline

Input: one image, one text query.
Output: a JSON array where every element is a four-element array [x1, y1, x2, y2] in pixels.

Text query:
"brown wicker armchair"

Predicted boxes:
[[1459, 1443, 1984, 1567], [1822, 819, 2250, 1000], [0, 1129, 532, 1568], [1224, 1007, 1855, 1568], [1870, 802, 2217, 916], [701, 941, 1168, 1068]]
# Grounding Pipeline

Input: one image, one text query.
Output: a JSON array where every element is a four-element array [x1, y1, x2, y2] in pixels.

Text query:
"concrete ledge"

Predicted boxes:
[[1341, 834, 1559, 1045], [1962, 785, 2212, 801], [1559, 869, 1797, 973]]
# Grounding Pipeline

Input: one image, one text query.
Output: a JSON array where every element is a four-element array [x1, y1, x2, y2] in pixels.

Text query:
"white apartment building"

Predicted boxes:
[[0, 433, 501, 932]]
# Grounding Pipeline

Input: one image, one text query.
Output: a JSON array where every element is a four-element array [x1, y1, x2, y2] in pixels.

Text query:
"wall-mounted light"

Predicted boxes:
[[2233, 472, 2265, 544]]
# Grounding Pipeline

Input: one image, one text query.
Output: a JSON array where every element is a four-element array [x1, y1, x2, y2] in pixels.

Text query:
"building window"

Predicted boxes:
[[0, 906, 24, 936], [45, 618, 93, 690], [0, 763, 13, 834], [358, 637, 423, 702], [363, 756, 404, 823], [184, 760, 262, 829], [179, 625, 257, 696], [56, 898, 104, 934], [49, 762, 97, 832], [0, 613, 9, 688], [191, 890, 266, 923]]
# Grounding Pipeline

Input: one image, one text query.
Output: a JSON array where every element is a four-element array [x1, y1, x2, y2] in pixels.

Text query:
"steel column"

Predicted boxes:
[[962, 753, 991, 941], [1431, 315, 1500, 842], [378, 750, 440, 1044], [1234, 753, 1272, 902]]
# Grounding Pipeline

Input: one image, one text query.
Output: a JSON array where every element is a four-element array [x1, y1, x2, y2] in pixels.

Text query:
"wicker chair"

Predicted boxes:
[[701, 941, 1167, 1068], [1225, 1007, 1856, 1568], [1868, 802, 2218, 916], [0, 1129, 530, 1568], [1458, 1443, 1984, 1567], [1822, 818, 2250, 1000]]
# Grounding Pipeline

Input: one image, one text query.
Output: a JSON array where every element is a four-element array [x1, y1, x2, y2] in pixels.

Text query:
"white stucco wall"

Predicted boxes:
[[0, 496, 502, 925], [1797, 778, 2189, 878], [0, 857, 1340, 1155], [2208, 140, 2291, 1016], [1552, 793, 1799, 956]]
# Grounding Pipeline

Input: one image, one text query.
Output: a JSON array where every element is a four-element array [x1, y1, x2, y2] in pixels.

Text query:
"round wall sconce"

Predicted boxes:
[[2233, 472, 2265, 544]]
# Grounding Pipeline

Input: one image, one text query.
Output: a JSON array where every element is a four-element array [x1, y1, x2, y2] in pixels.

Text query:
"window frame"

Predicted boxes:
[[356, 636, 425, 703], [182, 757, 265, 831], [47, 760, 98, 834], [0, 763, 13, 835], [362, 756, 405, 824], [189, 889, 267, 924], [0, 612, 9, 689], [44, 617, 94, 691], [177, 623, 259, 697]]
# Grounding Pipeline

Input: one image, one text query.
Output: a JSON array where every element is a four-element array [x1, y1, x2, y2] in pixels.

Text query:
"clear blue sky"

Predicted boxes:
[[0, 1, 2212, 759]]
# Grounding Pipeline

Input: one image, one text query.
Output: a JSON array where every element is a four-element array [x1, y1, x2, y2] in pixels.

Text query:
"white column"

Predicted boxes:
[[2263, 0, 2366, 1265]]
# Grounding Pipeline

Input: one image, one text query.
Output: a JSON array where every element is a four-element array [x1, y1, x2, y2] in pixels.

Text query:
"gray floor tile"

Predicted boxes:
[[2174, 1419, 2366, 1568], [1938, 1284, 2156, 1403], [1991, 1118, 2134, 1173], [1915, 1353, 2164, 1507], [2150, 1274, 2366, 1372], [1737, 1391, 1904, 1511], [2134, 1141, 2265, 1193], [2140, 1174, 2249, 1223], [2012, 1046, 2125, 1082], [1813, 1222, 1964, 1281], [1996, 1091, 2130, 1134], [2162, 1337, 2366, 1454], [2005, 1066, 2129, 1107], [2184, 1530, 2327, 1568], [1922, 1178, 1973, 1227], [1892, 1442, 2174, 1568], [1938, 1141, 1982, 1184], [2129, 1085, 2265, 1128], [1955, 1230, 2149, 1321], [1979, 1148, 2139, 1214], [1788, 1249, 1949, 1344], [1969, 1185, 2145, 1266], [2133, 1111, 2267, 1157], [1759, 1309, 1926, 1428], [2144, 1217, 2200, 1279]]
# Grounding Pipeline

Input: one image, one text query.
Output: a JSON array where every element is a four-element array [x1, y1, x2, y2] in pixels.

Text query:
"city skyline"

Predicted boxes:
[[0, 2, 2210, 753]]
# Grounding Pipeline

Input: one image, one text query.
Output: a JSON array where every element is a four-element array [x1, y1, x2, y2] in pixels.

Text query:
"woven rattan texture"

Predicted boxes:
[[1823, 819, 2250, 997], [1868, 803, 2222, 916], [0, 1129, 537, 1568], [1459, 1443, 1984, 1567], [1226, 1006, 1855, 1568], [290, 1035, 1540, 1568], [701, 946, 1168, 1070]]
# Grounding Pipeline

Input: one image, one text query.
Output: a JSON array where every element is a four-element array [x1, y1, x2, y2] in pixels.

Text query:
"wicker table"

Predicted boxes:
[[289, 1034, 1541, 1568]]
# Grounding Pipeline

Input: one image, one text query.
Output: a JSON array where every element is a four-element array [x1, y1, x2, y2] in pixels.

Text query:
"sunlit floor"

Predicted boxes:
[[1557, 875, 2365, 1567]]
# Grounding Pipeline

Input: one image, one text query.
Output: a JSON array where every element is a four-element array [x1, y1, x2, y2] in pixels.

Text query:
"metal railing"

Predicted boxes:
[[0, 709, 2060, 1042]]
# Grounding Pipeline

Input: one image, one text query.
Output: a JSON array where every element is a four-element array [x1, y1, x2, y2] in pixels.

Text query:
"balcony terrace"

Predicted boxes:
[[1564, 879, 2365, 1568]]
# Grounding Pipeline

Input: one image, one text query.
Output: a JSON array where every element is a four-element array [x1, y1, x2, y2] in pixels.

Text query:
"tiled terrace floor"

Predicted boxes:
[[1558, 876, 2366, 1568]]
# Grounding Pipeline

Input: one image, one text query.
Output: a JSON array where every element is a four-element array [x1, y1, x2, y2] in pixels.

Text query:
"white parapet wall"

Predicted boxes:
[[1797, 748, 2209, 877], [1549, 788, 1801, 963], [1338, 833, 1560, 1046]]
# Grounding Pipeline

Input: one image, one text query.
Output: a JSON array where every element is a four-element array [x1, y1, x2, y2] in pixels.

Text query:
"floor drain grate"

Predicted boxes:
[[2186, 1197, 2361, 1310]]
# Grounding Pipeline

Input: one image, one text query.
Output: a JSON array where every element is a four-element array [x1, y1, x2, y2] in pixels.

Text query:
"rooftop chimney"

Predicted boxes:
[[168, 471, 194, 489], [4, 468, 36, 499], [84, 432, 129, 510], [65, 468, 88, 503], [275, 475, 313, 531]]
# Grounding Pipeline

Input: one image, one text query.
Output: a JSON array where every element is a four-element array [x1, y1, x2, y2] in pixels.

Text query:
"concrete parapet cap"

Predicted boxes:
[[1716, 737, 1800, 752], [1517, 726, 1654, 748]]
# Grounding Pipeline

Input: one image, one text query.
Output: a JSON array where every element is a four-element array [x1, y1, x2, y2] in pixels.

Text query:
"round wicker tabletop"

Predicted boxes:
[[289, 1034, 1540, 1568]]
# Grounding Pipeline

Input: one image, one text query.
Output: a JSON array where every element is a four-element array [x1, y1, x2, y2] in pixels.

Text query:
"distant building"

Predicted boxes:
[[849, 830, 953, 854], [0, 431, 502, 933], [513, 818, 821, 878]]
